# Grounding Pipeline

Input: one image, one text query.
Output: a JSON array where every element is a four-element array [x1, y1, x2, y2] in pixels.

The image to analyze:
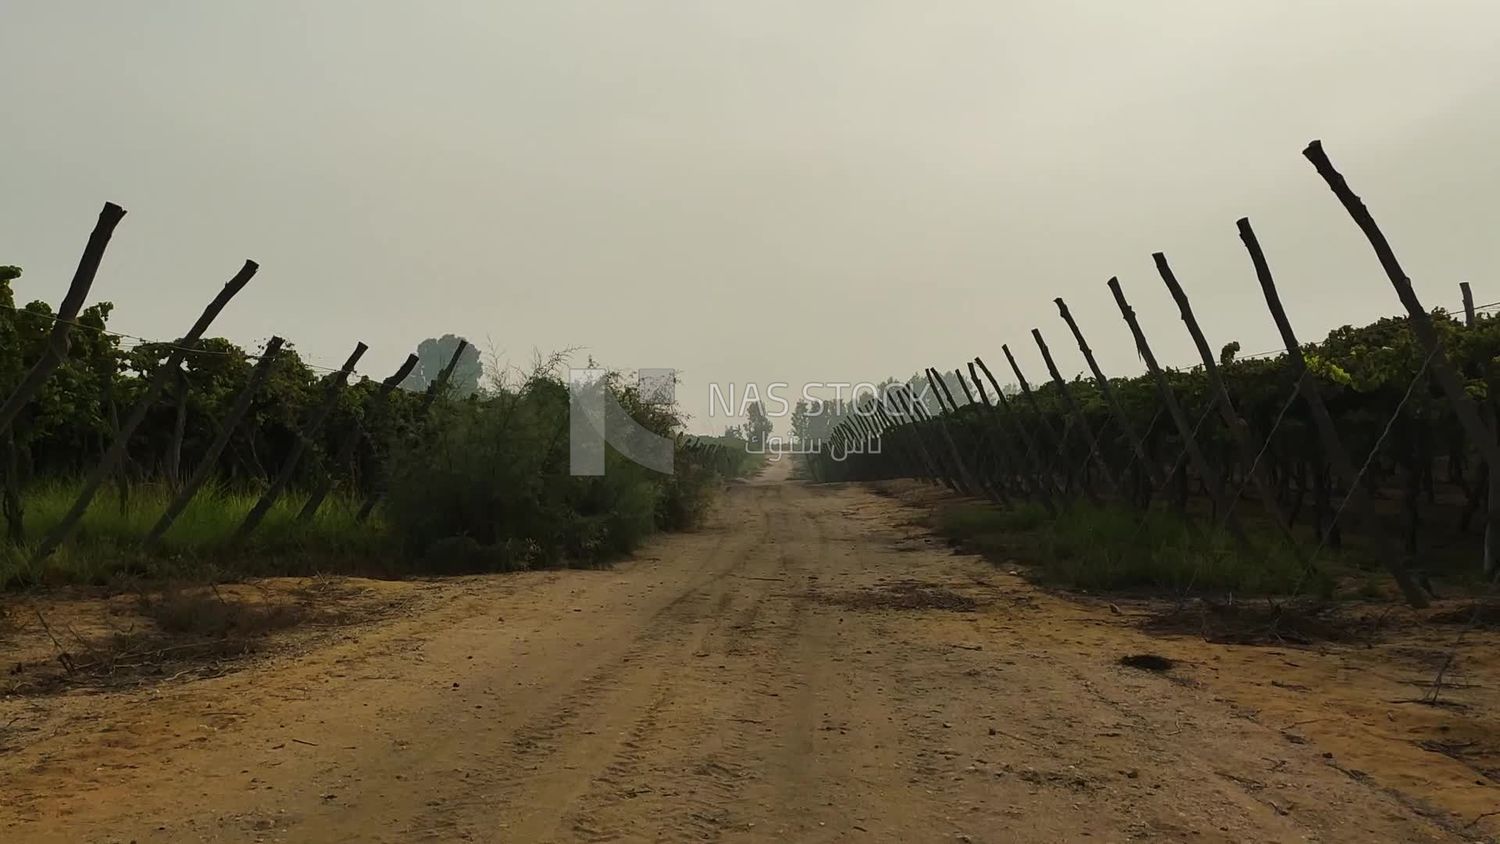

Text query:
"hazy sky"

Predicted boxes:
[[5, 2, 1500, 433]]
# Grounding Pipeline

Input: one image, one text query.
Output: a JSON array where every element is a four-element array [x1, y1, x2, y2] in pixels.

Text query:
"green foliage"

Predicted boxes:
[[745, 400, 773, 449], [381, 369, 745, 573], [935, 501, 1309, 595], [0, 264, 735, 584], [0, 483, 384, 588]]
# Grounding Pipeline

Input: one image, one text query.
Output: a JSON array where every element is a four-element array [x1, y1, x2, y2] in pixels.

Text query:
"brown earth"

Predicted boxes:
[[1, 457, 1498, 842]]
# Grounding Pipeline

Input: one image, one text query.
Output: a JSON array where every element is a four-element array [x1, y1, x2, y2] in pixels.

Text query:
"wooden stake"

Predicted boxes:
[[967, 362, 1051, 512], [1054, 297, 1165, 494], [1303, 141, 1500, 465], [955, 367, 1014, 502], [923, 370, 982, 495], [234, 342, 368, 543], [1305, 139, 1500, 577], [930, 366, 1003, 502], [0, 203, 126, 437], [1002, 345, 1074, 498], [146, 337, 286, 547], [1032, 328, 1119, 500], [1154, 252, 1305, 557], [1107, 276, 1250, 548], [974, 356, 1061, 505], [298, 353, 419, 522], [1239, 218, 1427, 606], [356, 340, 470, 521], [34, 260, 257, 561]]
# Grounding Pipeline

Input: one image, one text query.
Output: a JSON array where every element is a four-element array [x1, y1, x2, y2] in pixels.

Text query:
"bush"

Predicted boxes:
[[382, 370, 735, 572]]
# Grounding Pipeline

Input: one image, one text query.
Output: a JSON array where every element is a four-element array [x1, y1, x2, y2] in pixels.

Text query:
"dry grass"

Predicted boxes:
[[815, 579, 981, 612], [1, 577, 402, 696], [1141, 598, 1362, 646]]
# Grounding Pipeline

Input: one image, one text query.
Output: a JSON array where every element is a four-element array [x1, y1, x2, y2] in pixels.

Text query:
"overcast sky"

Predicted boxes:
[[5, 2, 1499, 433]]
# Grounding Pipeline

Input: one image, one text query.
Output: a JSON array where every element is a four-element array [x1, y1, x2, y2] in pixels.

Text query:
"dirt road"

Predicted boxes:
[[1, 458, 1491, 842]]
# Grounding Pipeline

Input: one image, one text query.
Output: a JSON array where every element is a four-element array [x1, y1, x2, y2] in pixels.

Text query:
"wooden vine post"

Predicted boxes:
[[954, 367, 1015, 502], [1107, 276, 1251, 548], [1002, 344, 1079, 500], [967, 361, 1053, 513], [356, 339, 470, 522], [1460, 280, 1499, 577], [1304, 139, 1500, 577], [933, 366, 1005, 502], [298, 353, 420, 522], [233, 342, 368, 543], [974, 356, 1061, 504], [1154, 252, 1307, 560], [34, 260, 258, 561], [0, 202, 127, 437], [892, 386, 960, 492], [1031, 328, 1120, 501], [1238, 218, 1429, 607], [922, 370, 981, 496], [145, 337, 287, 547], [1054, 297, 1166, 496]]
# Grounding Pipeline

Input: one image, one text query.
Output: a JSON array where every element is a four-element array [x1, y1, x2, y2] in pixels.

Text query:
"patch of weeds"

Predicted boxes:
[[816, 580, 981, 612], [4, 585, 316, 696], [932, 500, 1313, 596], [1427, 602, 1500, 628], [1143, 599, 1356, 645], [136, 585, 306, 639]]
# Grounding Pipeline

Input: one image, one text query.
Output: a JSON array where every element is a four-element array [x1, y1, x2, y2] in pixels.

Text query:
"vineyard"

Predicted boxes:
[[810, 141, 1500, 609], [0, 210, 753, 588]]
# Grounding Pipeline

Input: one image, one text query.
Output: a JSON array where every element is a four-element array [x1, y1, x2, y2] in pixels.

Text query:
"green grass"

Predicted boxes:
[[0, 481, 387, 588], [934, 501, 1318, 596]]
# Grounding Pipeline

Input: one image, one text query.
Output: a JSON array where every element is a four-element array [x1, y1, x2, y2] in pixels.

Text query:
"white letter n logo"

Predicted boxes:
[[569, 368, 676, 476]]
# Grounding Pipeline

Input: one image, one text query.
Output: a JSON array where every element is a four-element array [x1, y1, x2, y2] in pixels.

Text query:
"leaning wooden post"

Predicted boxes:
[[1001, 344, 1062, 447], [877, 400, 930, 481], [1055, 297, 1166, 496], [974, 356, 1061, 503], [34, 261, 257, 561], [298, 353, 419, 522], [416, 340, 470, 417], [1304, 141, 1500, 465], [1305, 139, 1500, 576], [1032, 328, 1120, 501], [892, 386, 960, 491], [355, 340, 469, 522], [1107, 276, 1251, 548], [967, 362, 1049, 511], [1154, 252, 1306, 558], [233, 342, 368, 543], [1002, 344, 1075, 497], [0, 203, 126, 438], [145, 337, 286, 547], [875, 400, 937, 482], [165, 367, 190, 489], [923, 370, 982, 495], [906, 379, 966, 491], [954, 367, 1015, 501], [1238, 219, 1428, 606], [1461, 281, 1500, 577], [932, 367, 1004, 502]]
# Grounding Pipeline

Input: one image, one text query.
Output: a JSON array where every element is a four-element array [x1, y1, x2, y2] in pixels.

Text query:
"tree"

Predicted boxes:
[[745, 401, 773, 449], [402, 334, 482, 398]]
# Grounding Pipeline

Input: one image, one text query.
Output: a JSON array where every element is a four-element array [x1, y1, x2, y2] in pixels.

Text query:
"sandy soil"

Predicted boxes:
[[1, 457, 1497, 842]]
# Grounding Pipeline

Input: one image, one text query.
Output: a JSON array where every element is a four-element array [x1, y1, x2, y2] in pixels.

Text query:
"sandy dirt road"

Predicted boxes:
[[1, 458, 1490, 842]]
